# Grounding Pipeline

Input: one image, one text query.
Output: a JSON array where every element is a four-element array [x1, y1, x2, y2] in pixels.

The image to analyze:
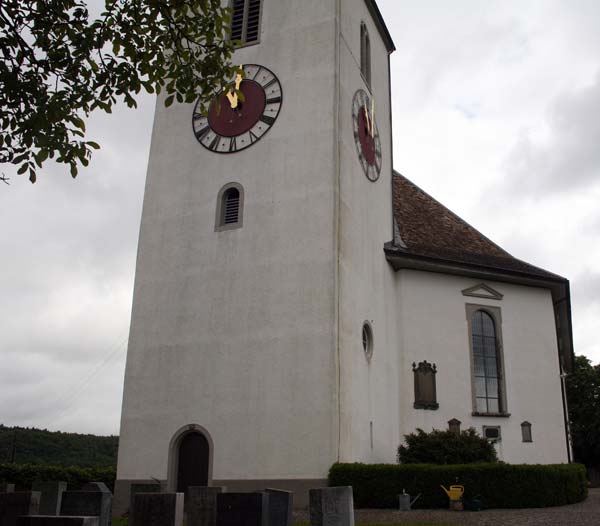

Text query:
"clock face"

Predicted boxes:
[[352, 89, 382, 182], [192, 64, 283, 154]]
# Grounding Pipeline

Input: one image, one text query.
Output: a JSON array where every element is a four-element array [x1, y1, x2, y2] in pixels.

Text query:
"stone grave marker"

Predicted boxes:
[[17, 516, 99, 526], [1, 483, 16, 493], [80, 484, 111, 495], [32, 481, 67, 516], [309, 487, 354, 526], [187, 486, 224, 526], [60, 491, 111, 526], [128, 483, 164, 526], [265, 489, 293, 526], [0, 491, 41, 526], [216, 492, 269, 526], [134, 493, 183, 526]]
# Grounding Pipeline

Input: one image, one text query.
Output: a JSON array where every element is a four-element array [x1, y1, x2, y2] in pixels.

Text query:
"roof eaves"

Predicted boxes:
[[364, 0, 396, 53]]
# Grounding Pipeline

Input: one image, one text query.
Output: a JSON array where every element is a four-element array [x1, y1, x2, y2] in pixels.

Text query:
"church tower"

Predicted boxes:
[[115, 0, 397, 512]]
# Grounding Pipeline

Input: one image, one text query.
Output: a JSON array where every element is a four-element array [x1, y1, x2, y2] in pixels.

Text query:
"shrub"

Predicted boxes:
[[329, 462, 588, 509], [0, 463, 116, 492], [398, 428, 498, 464]]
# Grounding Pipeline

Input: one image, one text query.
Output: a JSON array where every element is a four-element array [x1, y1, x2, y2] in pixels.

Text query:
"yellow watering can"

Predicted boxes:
[[440, 485, 464, 501]]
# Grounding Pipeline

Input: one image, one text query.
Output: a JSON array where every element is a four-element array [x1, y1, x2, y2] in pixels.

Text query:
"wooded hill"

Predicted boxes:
[[0, 424, 118, 467]]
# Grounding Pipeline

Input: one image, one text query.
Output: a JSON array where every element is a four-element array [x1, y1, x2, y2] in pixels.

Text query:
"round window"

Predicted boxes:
[[362, 322, 373, 361]]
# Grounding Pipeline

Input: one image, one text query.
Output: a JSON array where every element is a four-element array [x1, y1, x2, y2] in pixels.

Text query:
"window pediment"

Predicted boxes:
[[462, 283, 503, 301]]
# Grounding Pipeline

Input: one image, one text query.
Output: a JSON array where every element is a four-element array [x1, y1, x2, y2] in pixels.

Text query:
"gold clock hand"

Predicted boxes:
[[363, 102, 371, 136], [225, 65, 244, 109], [370, 98, 375, 138]]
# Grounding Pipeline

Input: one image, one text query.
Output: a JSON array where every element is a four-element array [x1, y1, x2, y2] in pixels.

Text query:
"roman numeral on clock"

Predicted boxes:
[[229, 137, 238, 152], [195, 125, 211, 141], [259, 114, 276, 126], [207, 134, 222, 151], [262, 78, 278, 90], [266, 96, 282, 105]]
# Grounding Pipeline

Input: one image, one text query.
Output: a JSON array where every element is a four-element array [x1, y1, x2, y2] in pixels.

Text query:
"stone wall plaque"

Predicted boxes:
[[187, 486, 223, 526], [17, 516, 100, 526], [265, 489, 293, 526], [0, 491, 41, 526], [134, 493, 183, 526], [60, 492, 111, 526], [216, 493, 268, 526], [32, 481, 67, 516], [1, 483, 16, 493], [309, 487, 354, 526]]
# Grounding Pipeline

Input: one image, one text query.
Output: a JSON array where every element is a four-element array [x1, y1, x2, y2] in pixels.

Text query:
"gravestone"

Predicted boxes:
[[0, 491, 41, 526], [309, 487, 354, 526], [80, 484, 111, 495], [32, 481, 67, 516], [187, 486, 223, 526], [134, 493, 183, 526], [1, 483, 16, 493], [265, 489, 293, 526], [128, 483, 164, 526], [60, 491, 111, 526], [216, 493, 269, 526], [17, 516, 99, 526]]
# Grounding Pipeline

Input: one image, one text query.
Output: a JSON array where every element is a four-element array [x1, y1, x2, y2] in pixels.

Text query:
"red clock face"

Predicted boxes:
[[352, 89, 382, 181], [193, 64, 283, 154]]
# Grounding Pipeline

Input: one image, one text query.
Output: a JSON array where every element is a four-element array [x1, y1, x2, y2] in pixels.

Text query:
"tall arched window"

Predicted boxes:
[[471, 310, 502, 413], [360, 22, 371, 87], [215, 183, 244, 231]]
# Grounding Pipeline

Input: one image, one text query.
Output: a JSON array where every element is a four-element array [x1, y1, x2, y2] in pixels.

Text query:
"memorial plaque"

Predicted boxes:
[[32, 481, 67, 516], [0, 491, 41, 526], [187, 487, 223, 526], [60, 492, 111, 526], [265, 489, 293, 526], [216, 493, 269, 526], [128, 483, 164, 526], [17, 516, 100, 526], [1, 483, 16, 493], [134, 493, 183, 526], [309, 487, 354, 526]]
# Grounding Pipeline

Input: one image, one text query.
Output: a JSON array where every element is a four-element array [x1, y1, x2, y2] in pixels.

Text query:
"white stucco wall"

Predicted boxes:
[[395, 270, 569, 464], [118, 0, 341, 483], [337, 0, 400, 464]]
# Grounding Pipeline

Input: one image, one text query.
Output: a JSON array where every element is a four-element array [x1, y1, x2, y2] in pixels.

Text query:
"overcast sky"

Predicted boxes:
[[1, 0, 599, 436]]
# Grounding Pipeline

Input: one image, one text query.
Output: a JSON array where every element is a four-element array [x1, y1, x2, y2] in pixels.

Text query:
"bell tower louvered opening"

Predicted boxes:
[[223, 188, 240, 225], [230, 0, 262, 46]]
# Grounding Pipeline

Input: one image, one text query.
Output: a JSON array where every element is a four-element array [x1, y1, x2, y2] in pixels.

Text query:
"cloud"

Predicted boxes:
[[501, 72, 600, 197]]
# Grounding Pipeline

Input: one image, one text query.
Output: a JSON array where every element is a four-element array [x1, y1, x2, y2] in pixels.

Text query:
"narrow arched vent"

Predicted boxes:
[[223, 188, 240, 225]]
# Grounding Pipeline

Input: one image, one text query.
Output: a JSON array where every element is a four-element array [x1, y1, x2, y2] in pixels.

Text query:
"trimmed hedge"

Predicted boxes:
[[329, 462, 588, 509], [0, 463, 116, 492]]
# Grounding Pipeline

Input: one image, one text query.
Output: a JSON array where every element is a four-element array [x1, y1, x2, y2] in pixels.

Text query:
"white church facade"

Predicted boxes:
[[115, 0, 574, 513]]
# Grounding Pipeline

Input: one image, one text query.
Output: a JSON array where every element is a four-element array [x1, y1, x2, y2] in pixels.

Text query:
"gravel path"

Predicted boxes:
[[294, 488, 600, 525]]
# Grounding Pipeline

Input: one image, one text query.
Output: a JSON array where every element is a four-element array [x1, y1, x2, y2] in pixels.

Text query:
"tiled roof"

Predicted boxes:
[[388, 172, 565, 282]]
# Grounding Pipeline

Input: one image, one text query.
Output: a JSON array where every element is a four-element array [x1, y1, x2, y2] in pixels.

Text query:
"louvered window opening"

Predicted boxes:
[[231, 0, 262, 46], [360, 23, 371, 87], [223, 189, 240, 225]]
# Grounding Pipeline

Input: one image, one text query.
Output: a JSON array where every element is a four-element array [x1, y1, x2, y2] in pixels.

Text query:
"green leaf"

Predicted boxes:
[[164, 95, 175, 107]]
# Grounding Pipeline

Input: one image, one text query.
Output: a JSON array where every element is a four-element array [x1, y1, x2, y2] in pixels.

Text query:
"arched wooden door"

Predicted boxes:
[[176, 432, 209, 493]]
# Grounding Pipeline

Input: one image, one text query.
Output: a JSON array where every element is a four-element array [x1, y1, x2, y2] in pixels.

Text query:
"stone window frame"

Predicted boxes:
[[229, 0, 264, 48], [360, 21, 372, 89], [215, 182, 244, 232], [465, 303, 510, 417], [483, 425, 502, 442]]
